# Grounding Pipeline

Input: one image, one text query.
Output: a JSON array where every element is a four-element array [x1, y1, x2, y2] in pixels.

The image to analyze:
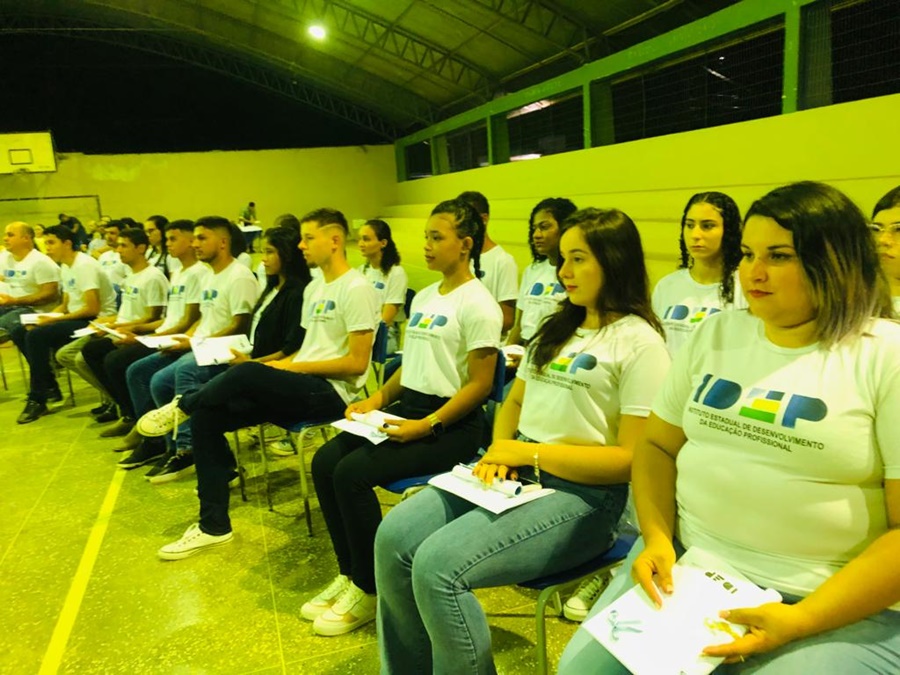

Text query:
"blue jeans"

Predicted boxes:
[[374, 473, 627, 675], [148, 352, 226, 452], [0, 306, 32, 334], [557, 537, 900, 675]]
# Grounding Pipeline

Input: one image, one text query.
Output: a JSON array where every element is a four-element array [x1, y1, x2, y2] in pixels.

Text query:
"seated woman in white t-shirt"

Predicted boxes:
[[559, 181, 900, 675], [357, 219, 408, 354], [302, 198, 503, 638], [506, 197, 577, 355], [374, 208, 671, 674], [651, 191, 746, 356], [870, 185, 900, 314]]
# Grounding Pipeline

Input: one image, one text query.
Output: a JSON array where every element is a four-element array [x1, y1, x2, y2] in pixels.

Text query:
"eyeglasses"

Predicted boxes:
[[867, 223, 900, 238]]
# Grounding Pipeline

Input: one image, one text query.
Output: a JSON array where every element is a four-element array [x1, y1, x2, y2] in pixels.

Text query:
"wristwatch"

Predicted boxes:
[[427, 413, 444, 437]]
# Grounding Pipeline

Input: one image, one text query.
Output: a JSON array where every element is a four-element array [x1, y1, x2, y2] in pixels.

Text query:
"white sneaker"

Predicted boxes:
[[313, 582, 377, 636], [563, 573, 609, 622], [268, 438, 296, 457], [157, 523, 233, 561], [137, 395, 189, 438], [301, 574, 350, 621]]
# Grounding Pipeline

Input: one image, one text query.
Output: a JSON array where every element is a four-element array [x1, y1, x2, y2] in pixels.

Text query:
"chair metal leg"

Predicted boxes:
[[259, 423, 273, 511], [231, 432, 248, 502], [293, 430, 313, 536], [0, 350, 7, 390], [533, 586, 557, 675], [66, 368, 76, 406]]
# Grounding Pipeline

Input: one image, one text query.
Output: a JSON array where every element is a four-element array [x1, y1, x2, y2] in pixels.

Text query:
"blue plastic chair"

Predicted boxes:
[[364, 321, 389, 396], [518, 533, 637, 675]]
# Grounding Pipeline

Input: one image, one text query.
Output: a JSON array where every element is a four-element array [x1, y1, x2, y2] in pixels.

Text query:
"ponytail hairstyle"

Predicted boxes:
[[431, 199, 486, 279], [531, 208, 664, 372], [677, 191, 743, 304], [363, 219, 401, 275], [529, 197, 578, 262]]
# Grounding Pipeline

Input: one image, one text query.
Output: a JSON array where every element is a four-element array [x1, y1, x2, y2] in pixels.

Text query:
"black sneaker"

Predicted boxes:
[[91, 401, 113, 416], [144, 450, 174, 479], [17, 400, 47, 424], [147, 452, 195, 484], [46, 387, 64, 404], [117, 443, 165, 469], [95, 405, 120, 424]]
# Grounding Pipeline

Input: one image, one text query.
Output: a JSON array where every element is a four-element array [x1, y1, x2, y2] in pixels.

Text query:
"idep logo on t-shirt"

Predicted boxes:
[[3, 269, 26, 279], [549, 352, 597, 374], [373, 281, 386, 290], [201, 289, 218, 302], [409, 312, 448, 330], [311, 299, 336, 317], [693, 374, 827, 429], [528, 281, 564, 297], [663, 305, 720, 324], [169, 284, 186, 298]]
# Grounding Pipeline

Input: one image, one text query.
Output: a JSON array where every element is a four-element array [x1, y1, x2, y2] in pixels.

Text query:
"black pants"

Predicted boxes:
[[82, 339, 153, 419], [12, 319, 89, 403], [311, 390, 484, 594], [182, 362, 346, 536]]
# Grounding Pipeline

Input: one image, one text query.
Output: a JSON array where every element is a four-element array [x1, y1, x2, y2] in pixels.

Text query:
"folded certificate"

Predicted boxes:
[[71, 326, 98, 338], [332, 410, 407, 445], [136, 334, 189, 349], [19, 312, 63, 325], [190, 335, 252, 366], [583, 547, 782, 675], [89, 321, 125, 340], [428, 466, 554, 514]]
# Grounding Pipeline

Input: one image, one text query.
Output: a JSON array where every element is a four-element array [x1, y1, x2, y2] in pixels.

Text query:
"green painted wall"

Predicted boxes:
[[382, 94, 900, 293]]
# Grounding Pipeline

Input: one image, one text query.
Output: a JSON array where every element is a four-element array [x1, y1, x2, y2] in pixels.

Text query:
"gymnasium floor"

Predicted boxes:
[[0, 342, 581, 674]]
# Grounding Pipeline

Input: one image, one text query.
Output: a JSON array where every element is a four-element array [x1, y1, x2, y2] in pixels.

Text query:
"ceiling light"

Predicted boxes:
[[308, 24, 326, 40]]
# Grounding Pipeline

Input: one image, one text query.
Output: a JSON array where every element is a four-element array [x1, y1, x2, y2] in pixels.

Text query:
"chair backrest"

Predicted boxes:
[[372, 321, 389, 366], [488, 350, 507, 404], [403, 287, 416, 318]]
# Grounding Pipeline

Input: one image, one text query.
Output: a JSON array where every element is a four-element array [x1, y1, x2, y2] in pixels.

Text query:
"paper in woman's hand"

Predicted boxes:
[[331, 410, 408, 445]]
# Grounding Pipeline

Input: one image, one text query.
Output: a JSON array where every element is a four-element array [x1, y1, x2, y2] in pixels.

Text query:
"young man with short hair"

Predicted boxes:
[[145, 208, 379, 559], [13, 225, 117, 423], [0, 221, 60, 343], [119, 216, 258, 472]]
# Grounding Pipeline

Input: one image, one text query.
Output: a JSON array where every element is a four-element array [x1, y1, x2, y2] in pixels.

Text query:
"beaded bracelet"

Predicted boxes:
[[533, 448, 541, 484]]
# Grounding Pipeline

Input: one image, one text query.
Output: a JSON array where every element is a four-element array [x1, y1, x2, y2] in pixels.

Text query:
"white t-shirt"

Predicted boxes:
[[61, 252, 117, 317], [400, 279, 503, 398], [473, 244, 518, 304], [237, 252, 252, 269], [654, 310, 900, 602], [516, 259, 565, 341], [157, 262, 208, 334], [194, 260, 259, 337], [517, 315, 670, 445], [359, 263, 408, 322], [116, 265, 169, 324], [0, 248, 60, 312], [256, 261, 268, 292], [249, 287, 278, 344], [98, 250, 129, 290], [651, 268, 748, 356], [293, 268, 380, 404]]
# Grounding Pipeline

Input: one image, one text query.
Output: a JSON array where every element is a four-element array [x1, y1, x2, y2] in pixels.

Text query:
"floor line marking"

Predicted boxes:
[[38, 468, 126, 675]]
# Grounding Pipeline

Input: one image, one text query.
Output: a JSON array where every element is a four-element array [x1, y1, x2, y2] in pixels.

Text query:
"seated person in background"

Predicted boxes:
[[60, 213, 90, 251], [506, 197, 577, 352], [119, 216, 259, 472], [74, 228, 169, 433], [84, 220, 205, 447], [558, 181, 900, 674], [458, 191, 518, 335], [870, 185, 900, 312], [142, 208, 378, 558], [302, 199, 501, 637], [144, 215, 177, 278], [229, 221, 253, 269], [357, 219, 408, 354], [652, 191, 747, 357], [374, 207, 670, 672], [33, 224, 47, 253], [86, 221, 106, 256], [13, 225, 116, 423], [0, 221, 60, 343], [96, 220, 130, 307], [137, 224, 311, 483]]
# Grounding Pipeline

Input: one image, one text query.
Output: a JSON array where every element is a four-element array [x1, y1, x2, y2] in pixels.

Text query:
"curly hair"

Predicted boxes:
[[677, 192, 743, 304], [431, 199, 485, 279]]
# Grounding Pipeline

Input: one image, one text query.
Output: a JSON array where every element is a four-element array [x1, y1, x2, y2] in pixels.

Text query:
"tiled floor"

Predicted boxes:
[[0, 343, 582, 674]]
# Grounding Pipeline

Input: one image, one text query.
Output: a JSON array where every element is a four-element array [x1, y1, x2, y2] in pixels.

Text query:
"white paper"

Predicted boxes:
[[89, 322, 126, 340], [428, 470, 555, 514], [190, 335, 252, 366], [583, 547, 783, 675], [19, 312, 63, 325], [71, 326, 98, 338], [136, 334, 190, 349], [331, 410, 408, 445]]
